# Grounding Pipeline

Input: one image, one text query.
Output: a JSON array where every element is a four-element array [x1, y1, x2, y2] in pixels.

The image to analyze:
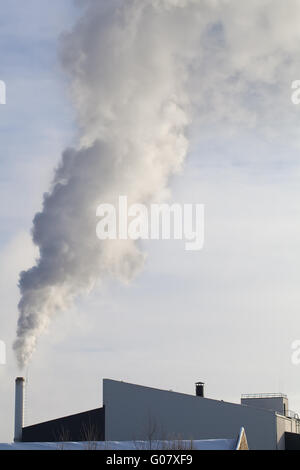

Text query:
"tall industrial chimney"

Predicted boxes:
[[195, 381, 205, 398], [14, 377, 25, 442]]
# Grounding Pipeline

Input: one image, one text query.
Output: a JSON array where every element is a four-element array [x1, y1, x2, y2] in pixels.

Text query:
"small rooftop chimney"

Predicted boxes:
[[14, 377, 25, 442], [195, 381, 205, 397]]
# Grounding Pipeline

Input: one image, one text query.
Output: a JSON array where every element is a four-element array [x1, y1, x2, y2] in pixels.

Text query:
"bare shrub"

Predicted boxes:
[[81, 420, 101, 450], [55, 426, 71, 450]]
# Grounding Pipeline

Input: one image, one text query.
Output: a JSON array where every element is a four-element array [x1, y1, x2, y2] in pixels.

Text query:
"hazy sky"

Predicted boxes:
[[1, 0, 300, 442]]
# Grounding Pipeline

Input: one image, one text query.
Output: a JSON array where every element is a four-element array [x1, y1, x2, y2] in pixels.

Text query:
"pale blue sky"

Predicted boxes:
[[0, 1, 76, 246]]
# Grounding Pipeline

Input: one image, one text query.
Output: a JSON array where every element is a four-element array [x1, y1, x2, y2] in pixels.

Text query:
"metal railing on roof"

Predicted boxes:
[[241, 393, 288, 399], [286, 410, 300, 420]]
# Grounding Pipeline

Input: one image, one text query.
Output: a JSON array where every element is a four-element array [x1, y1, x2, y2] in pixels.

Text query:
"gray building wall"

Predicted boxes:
[[276, 415, 298, 450], [103, 379, 277, 450], [241, 397, 288, 416]]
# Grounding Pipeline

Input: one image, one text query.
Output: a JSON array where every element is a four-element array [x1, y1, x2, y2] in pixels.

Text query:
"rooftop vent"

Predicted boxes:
[[195, 381, 205, 398]]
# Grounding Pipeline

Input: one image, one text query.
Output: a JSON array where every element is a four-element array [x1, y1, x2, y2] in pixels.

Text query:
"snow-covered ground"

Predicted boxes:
[[0, 439, 236, 450]]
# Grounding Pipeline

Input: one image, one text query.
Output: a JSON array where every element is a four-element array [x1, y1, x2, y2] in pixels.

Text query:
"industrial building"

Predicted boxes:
[[14, 377, 300, 450]]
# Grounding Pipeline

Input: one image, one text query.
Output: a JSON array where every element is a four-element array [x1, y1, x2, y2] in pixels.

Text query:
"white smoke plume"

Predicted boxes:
[[14, 0, 200, 367], [14, 0, 300, 367]]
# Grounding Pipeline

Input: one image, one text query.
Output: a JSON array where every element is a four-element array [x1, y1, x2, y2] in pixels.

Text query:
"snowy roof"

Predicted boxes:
[[0, 439, 237, 451]]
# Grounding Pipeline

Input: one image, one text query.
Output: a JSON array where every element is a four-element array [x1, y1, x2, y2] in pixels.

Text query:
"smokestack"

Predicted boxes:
[[195, 381, 205, 398], [14, 377, 25, 442]]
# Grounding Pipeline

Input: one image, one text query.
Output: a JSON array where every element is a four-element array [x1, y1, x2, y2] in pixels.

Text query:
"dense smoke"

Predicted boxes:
[[14, 0, 300, 367], [14, 0, 199, 367]]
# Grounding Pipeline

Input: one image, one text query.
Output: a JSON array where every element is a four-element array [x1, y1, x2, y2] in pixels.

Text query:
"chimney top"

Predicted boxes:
[[195, 381, 205, 397]]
